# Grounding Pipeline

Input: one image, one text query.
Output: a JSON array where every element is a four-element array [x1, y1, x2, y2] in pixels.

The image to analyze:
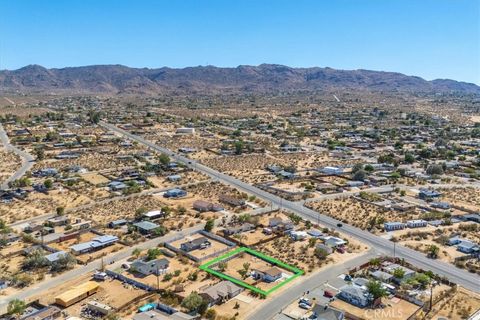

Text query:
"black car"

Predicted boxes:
[[337, 223, 343, 227]]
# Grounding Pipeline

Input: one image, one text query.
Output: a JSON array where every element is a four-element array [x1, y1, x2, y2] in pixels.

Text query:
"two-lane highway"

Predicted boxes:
[[100, 121, 480, 293]]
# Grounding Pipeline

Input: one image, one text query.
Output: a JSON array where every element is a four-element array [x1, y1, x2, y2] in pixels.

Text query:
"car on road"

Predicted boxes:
[[336, 223, 343, 227], [324, 290, 334, 298]]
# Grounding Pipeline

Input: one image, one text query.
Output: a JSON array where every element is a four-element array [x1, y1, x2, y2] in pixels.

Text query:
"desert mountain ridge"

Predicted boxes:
[[1, 63, 479, 95]]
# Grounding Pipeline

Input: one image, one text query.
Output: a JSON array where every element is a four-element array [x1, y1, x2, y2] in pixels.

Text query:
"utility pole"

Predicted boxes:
[[429, 283, 434, 312], [156, 264, 160, 292]]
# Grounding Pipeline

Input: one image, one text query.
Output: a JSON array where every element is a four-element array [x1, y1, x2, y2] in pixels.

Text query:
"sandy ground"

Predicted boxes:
[[440, 187, 480, 212], [306, 198, 422, 234], [330, 296, 419, 320], [425, 287, 480, 320], [0, 187, 97, 223], [0, 148, 21, 185]]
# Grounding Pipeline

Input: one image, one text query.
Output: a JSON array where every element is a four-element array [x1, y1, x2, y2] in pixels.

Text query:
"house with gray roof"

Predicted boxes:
[[133, 221, 160, 235], [338, 284, 371, 308], [200, 281, 243, 307], [131, 258, 169, 276]]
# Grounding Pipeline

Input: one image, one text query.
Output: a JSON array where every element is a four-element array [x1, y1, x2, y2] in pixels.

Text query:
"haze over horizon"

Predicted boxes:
[[1, 0, 479, 84]]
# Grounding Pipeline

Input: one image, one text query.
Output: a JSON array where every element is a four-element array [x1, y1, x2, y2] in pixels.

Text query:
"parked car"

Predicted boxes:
[[299, 303, 311, 310], [299, 297, 311, 305]]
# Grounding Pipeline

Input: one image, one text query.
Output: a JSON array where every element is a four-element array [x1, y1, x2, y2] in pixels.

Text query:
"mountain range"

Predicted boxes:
[[1, 64, 479, 95]]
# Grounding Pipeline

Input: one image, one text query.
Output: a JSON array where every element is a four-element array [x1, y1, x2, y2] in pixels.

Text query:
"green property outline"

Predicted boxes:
[[199, 247, 304, 296]]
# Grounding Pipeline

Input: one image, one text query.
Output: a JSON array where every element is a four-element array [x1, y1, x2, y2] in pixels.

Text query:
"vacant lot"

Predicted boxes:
[[0, 148, 20, 185], [331, 296, 419, 320], [423, 286, 480, 320], [306, 198, 420, 233], [440, 187, 480, 212]]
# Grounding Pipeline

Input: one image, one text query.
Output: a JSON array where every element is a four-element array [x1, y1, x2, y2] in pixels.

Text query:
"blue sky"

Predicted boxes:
[[1, 0, 479, 84]]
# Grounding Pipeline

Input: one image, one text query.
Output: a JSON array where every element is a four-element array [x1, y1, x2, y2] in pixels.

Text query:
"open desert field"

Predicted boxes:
[[0, 148, 20, 185], [439, 187, 480, 212], [306, 197, 420, 233], [425, 286, 480, 320]]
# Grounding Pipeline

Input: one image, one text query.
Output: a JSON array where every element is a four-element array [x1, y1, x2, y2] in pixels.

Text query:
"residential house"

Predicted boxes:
[[219, 194, 246, 207], [133, 221, 160, 235], [23, 222, 43, 233], [457, 240, 479, 254], [268, 217, 284, 227], [268, 217, 294, 232], [176, 127, 195, 135], [108, 219, 128, 228], [383, 263, 415, 280], [346, 181, 364, 188], [108, 181, 127, 191], [310, 304, 344, 320], [71, 220, 91, 230], [167, 175, 182, 182], [338, 285, 370, 308], [131, 258, 170, 276], [223, 223, 255, 236], [164, 188, 187, 198], [324, 236, 346, 248], [277, 170, 296, 179], [418, 188, 441, 200], [391, 203, 416, 212], [319, 166, 343, 175], [21, 305, 61, 320], [70, 235, 119, 255], [352, 277, 369, 291], [45, 251, 68, 264], [384, 222, 406, 231], [133, 309, 198, 320], [430, 202, 451, 210], [47, 216, 71, 227], [180, 237, 211, 252], [370, 270, 394, 283], [193, 200, 223, 212], [200, 281, 243, 307], [252, 267, 283, 283], [143, 210, 164, 220], [307, 229, 324, 238], [406, 220, 428, 228], [33, 168, 58, 177], [289, 230, 308, 241]]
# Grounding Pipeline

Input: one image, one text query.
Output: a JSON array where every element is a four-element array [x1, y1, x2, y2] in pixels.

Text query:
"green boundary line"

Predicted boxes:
[[199, 247, 303, 296]]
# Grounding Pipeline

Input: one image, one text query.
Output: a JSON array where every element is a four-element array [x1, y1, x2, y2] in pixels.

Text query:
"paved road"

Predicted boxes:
[[0, 123, 35, 190], [246, 250, 376, 320], [100, 122, 480, 293], [0, 224, 204, 313]]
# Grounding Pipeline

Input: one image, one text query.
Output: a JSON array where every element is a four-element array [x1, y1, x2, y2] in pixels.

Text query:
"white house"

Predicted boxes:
[[406, 220, 428, 228]]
